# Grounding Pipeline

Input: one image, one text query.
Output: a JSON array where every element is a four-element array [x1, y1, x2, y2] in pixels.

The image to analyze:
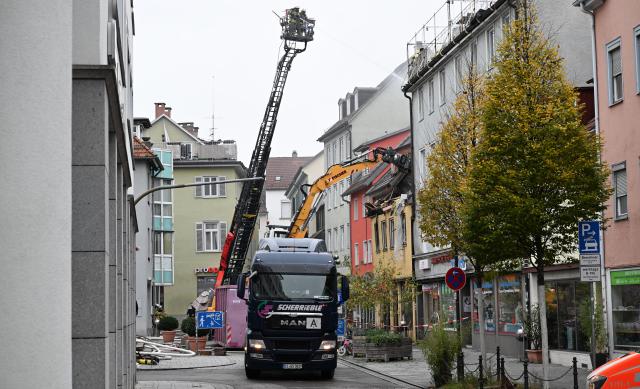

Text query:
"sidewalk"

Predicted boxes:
[[341, 346, 591, 388], [137, 355, 236, 371], [137, 382, 232, 389]]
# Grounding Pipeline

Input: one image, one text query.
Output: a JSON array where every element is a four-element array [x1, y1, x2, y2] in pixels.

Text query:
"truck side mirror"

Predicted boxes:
[[341, 275, 350, 302], [237, 273, 247, 300]]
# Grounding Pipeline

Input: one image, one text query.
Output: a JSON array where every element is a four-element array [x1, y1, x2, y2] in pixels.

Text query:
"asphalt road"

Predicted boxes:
[[136, 351, 417, 388]]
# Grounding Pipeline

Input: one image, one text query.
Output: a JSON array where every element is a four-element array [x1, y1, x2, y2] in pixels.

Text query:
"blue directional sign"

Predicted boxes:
[[338, 292, 343, 305], [196, 311, 224, 329], [578, 221, 600, 254], [337, 319, 346, 337]]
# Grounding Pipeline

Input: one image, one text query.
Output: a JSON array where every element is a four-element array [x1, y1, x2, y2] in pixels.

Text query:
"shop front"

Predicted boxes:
[[609, 268, 640, 352], [414, 250, 472, 344]]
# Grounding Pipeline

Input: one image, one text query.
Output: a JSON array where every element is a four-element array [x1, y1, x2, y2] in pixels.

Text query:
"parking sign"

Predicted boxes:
[[578, 221, 600, 254]]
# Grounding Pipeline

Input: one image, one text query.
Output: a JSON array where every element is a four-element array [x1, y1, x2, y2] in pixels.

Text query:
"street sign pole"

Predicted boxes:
[[578, 220, 601, 369]]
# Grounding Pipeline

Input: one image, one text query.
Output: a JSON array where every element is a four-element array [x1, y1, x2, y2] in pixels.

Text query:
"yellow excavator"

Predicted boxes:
[[288, 147, 411, 238]]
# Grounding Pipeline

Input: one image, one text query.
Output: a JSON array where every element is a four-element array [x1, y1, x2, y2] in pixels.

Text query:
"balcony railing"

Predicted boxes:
[[407, 0, 498, 84]]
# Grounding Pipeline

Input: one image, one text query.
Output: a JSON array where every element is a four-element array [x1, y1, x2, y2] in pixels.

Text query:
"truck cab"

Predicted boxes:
[[236, 238, 349, 379]]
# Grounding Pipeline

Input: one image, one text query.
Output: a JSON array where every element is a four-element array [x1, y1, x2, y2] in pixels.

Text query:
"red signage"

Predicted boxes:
[[431, 254, 453, 265], [445, 267, 466, 291]]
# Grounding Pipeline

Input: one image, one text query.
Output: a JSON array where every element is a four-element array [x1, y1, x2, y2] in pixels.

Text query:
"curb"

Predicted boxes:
[[137, 361, 236, 371]]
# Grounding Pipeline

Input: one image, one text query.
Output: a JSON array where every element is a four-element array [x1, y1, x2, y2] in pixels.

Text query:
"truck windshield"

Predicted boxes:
[[252, 273, 335, 301]]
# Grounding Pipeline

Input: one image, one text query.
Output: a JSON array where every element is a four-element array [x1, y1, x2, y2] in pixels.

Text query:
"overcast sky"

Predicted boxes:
[[133, 1, 439, 165]]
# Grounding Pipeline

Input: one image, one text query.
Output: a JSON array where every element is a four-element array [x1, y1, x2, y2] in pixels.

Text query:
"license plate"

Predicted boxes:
[[283, 363, 303, 369]]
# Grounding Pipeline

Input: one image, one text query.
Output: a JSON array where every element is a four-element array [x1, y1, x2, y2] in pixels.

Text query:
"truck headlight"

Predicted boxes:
[[249, 339, 266, 350], [587, 375, 607, 389], [319, 340, 336, 351]]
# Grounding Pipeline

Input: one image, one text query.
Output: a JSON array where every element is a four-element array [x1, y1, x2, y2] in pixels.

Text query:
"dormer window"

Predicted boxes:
[[275, 176, 282, 181], [349, 93, 356, 114], [180, 143, 193, 159], [339, 99, 347, 119]]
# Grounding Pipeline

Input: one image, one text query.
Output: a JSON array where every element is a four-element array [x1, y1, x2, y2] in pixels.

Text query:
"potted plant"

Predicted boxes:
[[523, 304, 542, 363], [181, 316, 210, 352], [579, 300, 609, 368], [157, 316, 179, 343]]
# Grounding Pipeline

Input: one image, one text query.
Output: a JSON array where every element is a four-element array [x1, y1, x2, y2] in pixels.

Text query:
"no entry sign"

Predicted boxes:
[[445, 267, 466, 291]]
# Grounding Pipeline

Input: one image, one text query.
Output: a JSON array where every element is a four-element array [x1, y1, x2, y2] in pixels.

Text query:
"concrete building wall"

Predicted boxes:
[[593, 0, 640, 269], [134, 164, 153, 336], [165, 165, 242, 317], [0, 2, 73, 387], [266, 189, 288, 225]]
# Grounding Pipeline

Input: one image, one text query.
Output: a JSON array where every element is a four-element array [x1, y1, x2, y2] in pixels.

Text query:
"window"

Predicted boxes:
[[418, 87, 425, 121], [153, 179, 173, 231], [180, 143, 193, 159], [153, 232, 174, 285], [333, 228, 338, 251], [354, 243, 360, 266], [374, 222, 380, 252], [613, 163, 628, 218], [340, 225, 345, 250], [362, 195, 366, 218], [363, 241, 369, 264], [281, 200, 292, 219], [544, 280, 591, 351], [611, 270, 640, 350], [635, 27, 640, 93], [196, 276, 216, 296], [439, 70, 446, 105], [502, 11, 511, 32], [339, 137, 344, 162], [346, 223, 350, 249], [389, 218, 395, 249], [607, 38, 623, 104], [332, 142, 337, 165], [487, 26, 495, 69], [470, 40, 478, 69], [400, 212, 407, 245], [455, 55, 463, 92], [353, 197, 359, 221], [327, 230, 332, 252], [381, 220, 388, 251], [195, 221, 227, 252], [275, 176, 282, 181], [428, 79, 435, 113], [195, 176, 226, 198], [345, 136, 351, 160], [419, 148, 427, 184], [340, 182, 345, 206], [334, 185, 339, 209]]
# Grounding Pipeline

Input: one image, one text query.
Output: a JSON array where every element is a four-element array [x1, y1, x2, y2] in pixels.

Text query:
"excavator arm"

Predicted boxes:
[[288, 147, 411, 238]]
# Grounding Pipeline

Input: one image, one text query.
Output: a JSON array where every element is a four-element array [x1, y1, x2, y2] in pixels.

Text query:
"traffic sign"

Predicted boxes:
[[581, 266, 601, 282], [196, 311, 224, 329], [445, 267, 466, 291], [578, 221, 600, 254], [337, 319, 345, 337], [579, 254, 601, 266]]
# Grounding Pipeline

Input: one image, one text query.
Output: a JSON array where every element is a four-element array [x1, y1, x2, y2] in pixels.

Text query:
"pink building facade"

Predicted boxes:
[[576, 0, 640, 354]]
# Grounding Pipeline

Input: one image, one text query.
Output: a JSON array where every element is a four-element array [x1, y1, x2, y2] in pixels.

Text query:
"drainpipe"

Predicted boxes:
[[403, 91, 416, 262], [579, 1, 611, 361]]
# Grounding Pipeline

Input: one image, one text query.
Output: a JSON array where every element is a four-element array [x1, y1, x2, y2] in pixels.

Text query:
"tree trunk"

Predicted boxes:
[[537, 269, 550, 389], [476, 276, 487, 368]]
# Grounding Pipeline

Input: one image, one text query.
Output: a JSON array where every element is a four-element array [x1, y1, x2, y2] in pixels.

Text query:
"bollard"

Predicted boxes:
[[573, 357, 578, 389], [457, 351, 464, 382], [523, 360, 529, 389], [496, 346, 501, 378], [500, 357, 505, 385], [479, 355, 484, 389]]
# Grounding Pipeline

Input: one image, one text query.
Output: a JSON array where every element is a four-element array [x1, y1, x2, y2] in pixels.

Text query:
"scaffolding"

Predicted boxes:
[[406, 0, 499, 82]]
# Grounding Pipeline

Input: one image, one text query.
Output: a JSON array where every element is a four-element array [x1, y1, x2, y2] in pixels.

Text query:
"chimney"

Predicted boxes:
[[165, 107, 172, 118], [292, 150, 298, 158], [154, 102, 166, 119]]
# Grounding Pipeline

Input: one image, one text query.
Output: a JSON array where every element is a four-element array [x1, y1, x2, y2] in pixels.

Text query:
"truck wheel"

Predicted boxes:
[[321, 369, 335, 379], [245, 368, 260, 379]]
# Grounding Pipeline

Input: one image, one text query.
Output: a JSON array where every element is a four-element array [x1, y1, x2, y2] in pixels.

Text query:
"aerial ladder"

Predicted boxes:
[[215, 8, 315, 287], [288, 147, 411, 238]]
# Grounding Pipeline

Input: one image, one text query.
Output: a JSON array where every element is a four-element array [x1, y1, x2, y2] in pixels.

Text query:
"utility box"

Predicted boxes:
[[213, 285, 247, 349]]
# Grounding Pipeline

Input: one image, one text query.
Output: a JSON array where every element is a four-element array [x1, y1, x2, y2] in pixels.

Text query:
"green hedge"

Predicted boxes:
[[365, 329, 403, 346]]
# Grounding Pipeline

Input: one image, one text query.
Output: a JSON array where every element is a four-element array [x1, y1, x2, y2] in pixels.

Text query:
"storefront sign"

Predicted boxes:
[[579, 253, 600, 266], [580, 266, 601, 282], [194, 266, 218, 274], [418, 259, 430, 270], [431, 254, 452, 265], [611, 269, 640, 286]]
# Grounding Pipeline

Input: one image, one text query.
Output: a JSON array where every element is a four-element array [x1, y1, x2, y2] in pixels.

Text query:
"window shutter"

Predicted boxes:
[[196, 223, 203, 251], [218, 176, 226, 197], [616, 170, 627, 195], [611, 47, 622, 75], [195, 177, 202, 197], [220, 222, 227, 249]]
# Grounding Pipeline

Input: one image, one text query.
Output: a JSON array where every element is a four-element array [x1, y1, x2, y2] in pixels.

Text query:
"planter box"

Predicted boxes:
[[353, 337, 412, 362]]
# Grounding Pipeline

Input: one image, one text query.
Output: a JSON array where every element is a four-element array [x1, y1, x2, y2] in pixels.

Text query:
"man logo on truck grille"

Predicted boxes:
[[280, 319, 306, 327]]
